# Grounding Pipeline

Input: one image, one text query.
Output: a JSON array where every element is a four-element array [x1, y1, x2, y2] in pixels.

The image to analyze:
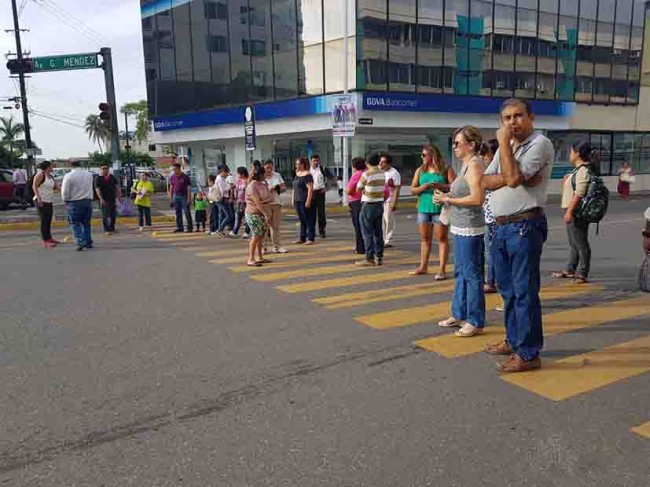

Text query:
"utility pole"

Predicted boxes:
[[10, 0, 33, 173], [342, 0, 350, 205], [100, 47, 120, 176]]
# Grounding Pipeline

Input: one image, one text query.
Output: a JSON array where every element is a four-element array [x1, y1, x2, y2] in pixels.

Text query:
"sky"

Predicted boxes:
[[0, 0, 146, 158]]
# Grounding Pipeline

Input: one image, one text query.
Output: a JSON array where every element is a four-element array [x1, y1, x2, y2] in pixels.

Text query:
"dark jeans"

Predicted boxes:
[[233, 202, 249, 235], [452, 234, 486, 328], [294, 201, 316, 242], [217, 199, 234, 232], [38, 202, 53, 241], [360, 202, 384, 261], [349, 200, 365, 254], [492, 215, 548, 361], [484, 223, 497, 286], [67, 199, 93, 248], [566, 218, 591, 278], [313, 191, 327, 236], [173, 195, 192, 230], [195, 209, 207, 230], [209, 203, 219, 232], [101, 199, 117, 232], [138, 205, 152, 227]]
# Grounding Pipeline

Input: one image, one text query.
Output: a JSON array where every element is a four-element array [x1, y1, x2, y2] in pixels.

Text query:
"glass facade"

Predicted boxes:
[[142, 0, 646, 118]]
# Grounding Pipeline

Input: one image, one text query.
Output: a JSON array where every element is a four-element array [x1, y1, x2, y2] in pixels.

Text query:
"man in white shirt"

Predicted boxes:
[[380, 153, 401, 247], [215, 164, 234, 235], [12, 168, 27, 206], [61, 160, 95, 251], [309, 154, 327, 238], [264, 159, 288, 253]]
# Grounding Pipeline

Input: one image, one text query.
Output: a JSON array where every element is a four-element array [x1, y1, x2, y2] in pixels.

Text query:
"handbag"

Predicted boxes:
[[117, 198, 134, 217]]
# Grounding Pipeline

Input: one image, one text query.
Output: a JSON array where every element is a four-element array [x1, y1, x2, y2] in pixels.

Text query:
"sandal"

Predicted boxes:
[[551, 271, 574, 279], [255, 259, 273, 264], [571, 276, 588, 284], [409, 269, 428, 276], [434, 273, 447, 281], [454, 323, 484, 338], [246, 261, 262, 267], [438, 317, 461, 328]]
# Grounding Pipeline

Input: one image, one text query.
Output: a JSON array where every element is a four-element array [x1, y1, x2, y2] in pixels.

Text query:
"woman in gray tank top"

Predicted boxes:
[[434, 126, 486, 337]]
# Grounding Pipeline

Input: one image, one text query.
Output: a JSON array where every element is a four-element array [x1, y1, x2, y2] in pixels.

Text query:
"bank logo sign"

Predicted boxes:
[[244, 106, 256, 151]]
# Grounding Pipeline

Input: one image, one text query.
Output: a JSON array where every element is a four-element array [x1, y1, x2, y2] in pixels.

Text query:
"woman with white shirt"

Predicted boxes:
[[32, 160, 59, 248]]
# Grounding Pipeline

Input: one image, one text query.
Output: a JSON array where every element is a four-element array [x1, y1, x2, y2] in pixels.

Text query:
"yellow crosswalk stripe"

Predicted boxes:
[[277, 268, 446, 294], [414, 290, 645, 358], [323, 281, 455, 310], [359, 283, 602, 330], [201, 243, 352, 259], [313, 281, 436, 305], [631, 421, 650, 439], [212, 248, 363, 265], [251, 257, 416, 282], [503, 334, 650, 401], [231, 251, 408, 273]]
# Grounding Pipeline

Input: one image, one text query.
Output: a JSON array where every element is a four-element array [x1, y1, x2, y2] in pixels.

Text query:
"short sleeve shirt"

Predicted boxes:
[[169, 173, 191, 197], [485, 131, 555, 217], [383, 167, 402, 204], [310, 167, 326, 191], [292, 174, 313, 202], [347, 171, 363, 202], [265, 172, 285, 205], [94, 174, 118, 201]]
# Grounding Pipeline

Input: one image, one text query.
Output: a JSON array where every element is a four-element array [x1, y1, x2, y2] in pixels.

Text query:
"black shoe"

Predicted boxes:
[[86, 243, 94, 249], [384, 243, 394, 248], [375, 258, 383, 266], [320, 233, 326, 239], [187, 227, 193, 233], [76, 245, 85, 252], [173, 229, 183, 233]]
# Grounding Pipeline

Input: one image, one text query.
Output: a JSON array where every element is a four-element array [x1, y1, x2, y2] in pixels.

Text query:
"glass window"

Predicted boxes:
[[611, 0, 633, 104], [190, 0, 213, 111], [417, 0, 445, 94], [557, 0, 579, 101], [324, 0, 356, 92], [388, 0, 416, 92], [492, 1, 516, 98], [206, 35, 228, 53], [248, 0, 274, 102], [171, 3, 197, 111], [515, 0, 537, 99], [627, 0, 644, 103], [469, 0, 492, 96], [358, 0, 388, 90], [613, 132, 650, 174], [204, 1, 228, 20], [297, 0, 324, 95], [272, 0, 299, 100], [447, 0, 468, 95], [229, 0, 253, 105], [594, 1, 615, 103]]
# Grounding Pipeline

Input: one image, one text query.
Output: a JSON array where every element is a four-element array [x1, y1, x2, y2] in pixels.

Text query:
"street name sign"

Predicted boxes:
[[32, 53, 99, 73]]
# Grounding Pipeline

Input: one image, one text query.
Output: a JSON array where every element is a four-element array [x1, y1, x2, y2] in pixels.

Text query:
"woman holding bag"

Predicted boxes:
[[131, 172, 155, 231], [32, 160, 59, 248]]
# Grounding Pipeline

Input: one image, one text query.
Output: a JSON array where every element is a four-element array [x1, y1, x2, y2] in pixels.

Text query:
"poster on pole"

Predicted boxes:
[[331, 94, 356, 137], [244, 106, 256, 151]]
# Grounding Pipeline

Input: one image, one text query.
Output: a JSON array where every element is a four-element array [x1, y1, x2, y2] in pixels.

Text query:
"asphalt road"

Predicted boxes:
[[0, 197, 648, 487]]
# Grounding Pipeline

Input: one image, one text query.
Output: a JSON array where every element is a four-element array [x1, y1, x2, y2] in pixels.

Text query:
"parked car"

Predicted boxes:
[[135, 168, 167, 192], [0, 170, 14, 209], [51, 168, 71, 182]]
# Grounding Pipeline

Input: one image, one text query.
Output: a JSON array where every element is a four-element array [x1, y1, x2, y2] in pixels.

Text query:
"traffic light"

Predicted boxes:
[[99, 102, 111, 121], [6, 58, 33, 75]]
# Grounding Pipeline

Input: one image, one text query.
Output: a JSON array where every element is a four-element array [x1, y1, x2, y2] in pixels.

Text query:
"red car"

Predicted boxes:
[[0, 169, 32, 209]]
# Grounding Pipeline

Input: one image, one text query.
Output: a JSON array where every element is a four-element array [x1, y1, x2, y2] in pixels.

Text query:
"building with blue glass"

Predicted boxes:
[[141, 0, 650, 190]]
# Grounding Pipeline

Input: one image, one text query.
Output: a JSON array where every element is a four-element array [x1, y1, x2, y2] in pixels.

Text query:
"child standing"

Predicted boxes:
[[337, 176, 344, 205], [194, 192, 208, 233], [230, 166, 250, 238]]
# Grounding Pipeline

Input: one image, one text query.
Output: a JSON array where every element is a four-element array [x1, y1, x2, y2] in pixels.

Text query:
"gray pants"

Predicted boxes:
[[566, 219, 591, 278]]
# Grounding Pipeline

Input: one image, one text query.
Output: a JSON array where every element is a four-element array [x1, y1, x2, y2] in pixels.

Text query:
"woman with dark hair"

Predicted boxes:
[[479, 138, 499, 293], [32, 160, 59, 248], [244, 161, 271, 266], [232, 166, 250, 238], [552, 141, 597, 284], [410, 144, 456, 278], [292, 157, 316, 245], [347, 157, 367, 255]]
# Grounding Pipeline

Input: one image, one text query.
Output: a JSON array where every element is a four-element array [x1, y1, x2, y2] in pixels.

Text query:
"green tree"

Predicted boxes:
[[0, 116, 25, 156], [121, 100, 150, 143], [85, 114, 111, 152]]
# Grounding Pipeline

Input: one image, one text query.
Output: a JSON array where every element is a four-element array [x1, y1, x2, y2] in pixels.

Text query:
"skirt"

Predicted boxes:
[[245, 213, 268, 236]]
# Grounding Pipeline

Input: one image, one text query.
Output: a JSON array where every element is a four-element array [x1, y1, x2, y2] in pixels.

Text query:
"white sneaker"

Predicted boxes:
[[276, 247, 288, 254], [454, 323, 483, 337], [205, 230, 211, 234], [139, 227, 144, 232], [438, 317, 461, 328], [228, 231, 236, 238]]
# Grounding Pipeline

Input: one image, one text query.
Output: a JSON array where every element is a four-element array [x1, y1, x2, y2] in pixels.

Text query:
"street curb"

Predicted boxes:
[[0, 215, 177, 231]]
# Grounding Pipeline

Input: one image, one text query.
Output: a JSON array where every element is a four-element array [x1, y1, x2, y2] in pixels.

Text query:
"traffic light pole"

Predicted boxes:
[[10, 0, 34, 173], [100, 47, 120, 178]]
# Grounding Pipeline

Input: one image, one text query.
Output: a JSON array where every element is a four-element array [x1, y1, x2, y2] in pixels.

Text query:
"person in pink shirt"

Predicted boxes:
[[347, 157, 367, 255]]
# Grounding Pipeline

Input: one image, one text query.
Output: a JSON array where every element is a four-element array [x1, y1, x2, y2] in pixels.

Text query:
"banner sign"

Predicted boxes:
[[244, 106, 256, 151], [331, 94, 357, 137]]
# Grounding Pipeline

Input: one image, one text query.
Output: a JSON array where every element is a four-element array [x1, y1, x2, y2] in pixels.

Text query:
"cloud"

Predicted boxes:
[[0, 0, 146, 158]]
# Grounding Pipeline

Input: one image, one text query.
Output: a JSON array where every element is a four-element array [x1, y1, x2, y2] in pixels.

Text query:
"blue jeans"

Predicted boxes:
[[294, 201, 316, 242], [492, 215, 548, 361], [452, 234, 485, 328], [233, 202, 248, 235], [217, 199, 234, 232], [173, 195, 192, 230], [67, 199, 93, 248], [209, 203, 219, 232], [360, 202, 384, 261], [484, 224, 496, 286]]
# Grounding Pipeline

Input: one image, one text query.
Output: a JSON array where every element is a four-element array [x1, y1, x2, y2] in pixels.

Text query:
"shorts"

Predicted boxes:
[[245, 213, 268, 236], [417, 212, 441, 225]]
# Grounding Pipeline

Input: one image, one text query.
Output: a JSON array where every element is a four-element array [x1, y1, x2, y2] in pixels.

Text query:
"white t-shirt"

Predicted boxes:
[[265, 172, 284, 205], [215, 174, 231, 199], [383, 166, 402, 204], [310, 167, 326, 191]]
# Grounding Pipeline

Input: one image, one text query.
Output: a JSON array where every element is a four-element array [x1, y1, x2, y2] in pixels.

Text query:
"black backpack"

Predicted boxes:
[[571, 165, 609, 225]]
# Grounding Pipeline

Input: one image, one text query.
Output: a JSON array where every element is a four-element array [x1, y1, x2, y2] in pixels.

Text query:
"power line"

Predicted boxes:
[[31, 0, 107, 48], [18, 0, 29, 17], [29, 109, 85, 128]]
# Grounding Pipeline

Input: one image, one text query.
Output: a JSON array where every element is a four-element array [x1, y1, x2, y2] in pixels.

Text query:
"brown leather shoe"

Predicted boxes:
[[496, 354, 541, 373], [484, 340, 513, 356]]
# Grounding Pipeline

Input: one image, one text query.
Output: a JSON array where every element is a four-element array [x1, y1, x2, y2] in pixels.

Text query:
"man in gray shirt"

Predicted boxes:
[[483, 98, 555, 373]]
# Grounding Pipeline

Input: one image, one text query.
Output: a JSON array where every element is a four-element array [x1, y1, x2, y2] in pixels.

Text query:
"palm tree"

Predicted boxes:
[[0, 116, 25, 156], [85, 114, 111, 152]]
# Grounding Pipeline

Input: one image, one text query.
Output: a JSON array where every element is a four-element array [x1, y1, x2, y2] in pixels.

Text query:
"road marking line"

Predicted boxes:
[[201, 243, 352, 259], [251, 257, 416, 282], [324, 281, 455, 310], [212, 248, 363, 265], [232, 251, 409, 273], [503, 334, 650, 401], [360, 283, 602, 330], [631, 421, 650, 439], [415, 291, 643, 357], [313, 281, 437, 305], [277, 268, 451, 294]]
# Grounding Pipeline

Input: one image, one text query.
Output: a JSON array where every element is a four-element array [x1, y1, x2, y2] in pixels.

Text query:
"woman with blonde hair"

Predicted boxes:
[[435, 126, 486, 337], [410, 144, 456, 279]]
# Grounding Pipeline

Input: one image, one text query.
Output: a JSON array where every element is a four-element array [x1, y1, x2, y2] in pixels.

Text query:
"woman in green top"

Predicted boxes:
[[132, 172, 155, 231], [410, 144, 456, 278]]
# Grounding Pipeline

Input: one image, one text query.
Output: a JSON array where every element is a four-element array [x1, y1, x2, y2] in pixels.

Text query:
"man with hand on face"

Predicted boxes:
[[309, 154, 328, 239], [482, 98, 554, 374]]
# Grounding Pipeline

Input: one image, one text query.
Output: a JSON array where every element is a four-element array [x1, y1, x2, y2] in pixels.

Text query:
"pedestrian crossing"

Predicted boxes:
[[145, 226, 650, 433]]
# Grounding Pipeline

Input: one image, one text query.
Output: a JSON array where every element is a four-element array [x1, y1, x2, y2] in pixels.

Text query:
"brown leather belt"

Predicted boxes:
[[495, 207, 544, 226]]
